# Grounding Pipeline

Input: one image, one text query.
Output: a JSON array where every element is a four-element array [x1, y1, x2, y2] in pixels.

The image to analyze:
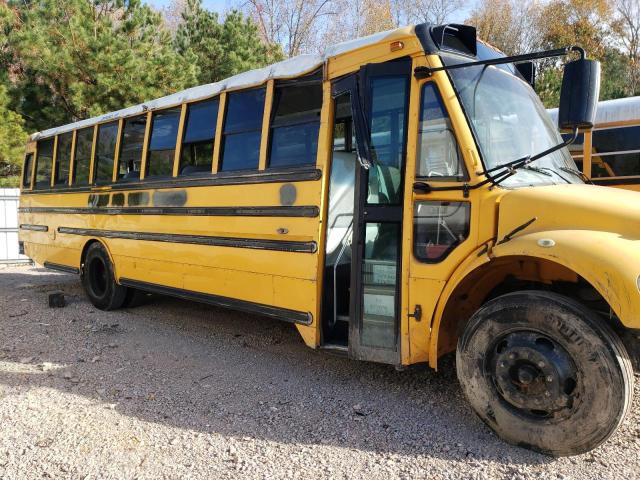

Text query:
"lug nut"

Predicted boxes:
[[546, 375, 554, 382], [508, 353, 516, 360], [545, 391, 551, 397], [538, 361, 545, 368]]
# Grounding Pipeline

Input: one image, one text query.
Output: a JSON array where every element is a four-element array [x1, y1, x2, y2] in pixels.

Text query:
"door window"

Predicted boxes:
[[367, 76, 408, 205], [413, 201, 470, 262]]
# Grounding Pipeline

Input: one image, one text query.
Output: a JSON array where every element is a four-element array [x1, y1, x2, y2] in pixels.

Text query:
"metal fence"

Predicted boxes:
[[0, 188, 30, 264]]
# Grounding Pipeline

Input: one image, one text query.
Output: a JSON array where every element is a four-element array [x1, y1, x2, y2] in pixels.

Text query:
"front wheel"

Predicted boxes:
[[81, 242, 127, 311], [456, 291, 634, 456]]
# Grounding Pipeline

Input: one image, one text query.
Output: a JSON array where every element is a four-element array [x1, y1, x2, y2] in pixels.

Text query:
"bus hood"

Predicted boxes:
[[497, 184, 640, 241]]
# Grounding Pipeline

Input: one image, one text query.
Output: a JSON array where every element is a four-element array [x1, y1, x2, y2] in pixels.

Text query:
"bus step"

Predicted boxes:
[[320, 344, 348, 355]]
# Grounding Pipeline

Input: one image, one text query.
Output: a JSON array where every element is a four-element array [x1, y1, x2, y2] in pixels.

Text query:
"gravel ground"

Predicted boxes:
[[0, 265, 638, 480]]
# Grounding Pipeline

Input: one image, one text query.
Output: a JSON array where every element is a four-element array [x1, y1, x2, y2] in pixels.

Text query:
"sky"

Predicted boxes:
[[145, 0, 475, 23], [146, 0, 227, 13]]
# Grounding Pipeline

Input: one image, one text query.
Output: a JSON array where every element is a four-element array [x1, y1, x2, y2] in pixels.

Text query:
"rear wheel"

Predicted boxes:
[[456, 290, 634, 456], [81, 242, 127, 311]]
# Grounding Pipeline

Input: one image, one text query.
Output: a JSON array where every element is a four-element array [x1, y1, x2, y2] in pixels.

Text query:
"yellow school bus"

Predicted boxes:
[[548, 96, 640, 189], [18, 23, 640, 456]]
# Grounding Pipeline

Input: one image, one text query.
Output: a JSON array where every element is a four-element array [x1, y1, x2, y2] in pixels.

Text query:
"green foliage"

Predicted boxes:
[[0, 84, 28, 188], [5, 0, 199, 132], [175, 1, 283, 84]]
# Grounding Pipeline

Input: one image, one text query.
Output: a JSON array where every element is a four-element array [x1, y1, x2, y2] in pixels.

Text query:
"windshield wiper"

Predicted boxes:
[[413, 128, 579, 197], [487, 127, 579, 187], [559, 166, 593, 184], [526, 165, 573, 184]]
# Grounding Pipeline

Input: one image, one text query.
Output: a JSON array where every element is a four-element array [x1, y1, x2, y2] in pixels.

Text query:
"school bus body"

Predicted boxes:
[[18, 23, 640, 455], [548, 96, 640, 191]]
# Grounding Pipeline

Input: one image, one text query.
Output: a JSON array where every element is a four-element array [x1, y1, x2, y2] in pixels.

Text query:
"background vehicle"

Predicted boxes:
[[548, 96, 640, 189], [19, 23, 638, 456]]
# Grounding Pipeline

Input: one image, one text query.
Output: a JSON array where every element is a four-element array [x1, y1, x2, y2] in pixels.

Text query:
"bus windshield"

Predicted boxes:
[[443, 50, 581, 187]]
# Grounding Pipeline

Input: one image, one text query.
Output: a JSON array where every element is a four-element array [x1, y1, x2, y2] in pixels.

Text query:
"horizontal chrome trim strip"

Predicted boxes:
[[57, 226, 318, 253], [19, 224, 49, 232], [120, 278, 313, 325], [43, 261, 79, 274], [20, 168, 322, 195], [19, 205, 319, 217]]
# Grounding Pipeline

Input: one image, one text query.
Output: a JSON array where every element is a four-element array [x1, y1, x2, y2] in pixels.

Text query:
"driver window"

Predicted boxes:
[[417, 83, 466, 180]]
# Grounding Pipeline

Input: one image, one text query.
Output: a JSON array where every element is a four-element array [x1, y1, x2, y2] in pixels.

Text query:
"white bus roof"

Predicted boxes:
[[31, 26, 414, 141], [547, 95, 640, 127]]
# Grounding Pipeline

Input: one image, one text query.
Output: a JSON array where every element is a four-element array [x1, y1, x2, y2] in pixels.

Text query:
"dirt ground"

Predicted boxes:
[[0, 265, 638, 479]]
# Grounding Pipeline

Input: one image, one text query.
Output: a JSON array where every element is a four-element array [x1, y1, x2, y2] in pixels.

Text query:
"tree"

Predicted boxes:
[[242, 0, 337, 57], [467, 0, 544, 55], [0, 83, 28, 188], [176, 1, 282, 84], [4, 0, 198, 132], [612, 0, 640, 95], [401, 0, 463, 26]]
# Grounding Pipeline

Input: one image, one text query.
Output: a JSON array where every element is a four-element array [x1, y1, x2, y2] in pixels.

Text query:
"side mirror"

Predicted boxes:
[[558, 58, 600, 130], [515, 62, 536, 88]]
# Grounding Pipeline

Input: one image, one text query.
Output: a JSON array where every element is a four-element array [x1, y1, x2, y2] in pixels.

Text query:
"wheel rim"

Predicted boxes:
[[89, 257, 108, 297], [487, 330, 579, 419]]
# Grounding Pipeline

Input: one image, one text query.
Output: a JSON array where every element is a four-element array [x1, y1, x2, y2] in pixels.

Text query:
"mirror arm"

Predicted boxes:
[[415, 46, 586, 78]]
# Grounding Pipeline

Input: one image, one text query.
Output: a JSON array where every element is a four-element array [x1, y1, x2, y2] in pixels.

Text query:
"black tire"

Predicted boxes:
[[81, 242, 127, 311], [456, 290, 634, 456], [123, 288, 152, 308]]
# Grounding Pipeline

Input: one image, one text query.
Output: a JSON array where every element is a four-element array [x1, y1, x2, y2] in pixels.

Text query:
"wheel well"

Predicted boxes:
[[436, 256, 624, 361], [80, 239, 103, 274]]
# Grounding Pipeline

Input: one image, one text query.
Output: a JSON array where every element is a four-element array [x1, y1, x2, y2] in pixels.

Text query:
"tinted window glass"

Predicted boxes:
[[54, 132, 73, 186], [414, 201, 470, 263], [367, 75, 409, 205], [147, 108, 180, 178], [22, 153, 33, 189], [416, 83, 466, 180], [35, 138, 54, 189], [73, 128, 93, 185], [592, 126, 640, 154], [179, 99, 219, 175], [94, 122, 119, 184], [269, 82, 321, 168], [118, 115, 147, 181], [220, 89, 265, 171], [591, 126, 640, 178]]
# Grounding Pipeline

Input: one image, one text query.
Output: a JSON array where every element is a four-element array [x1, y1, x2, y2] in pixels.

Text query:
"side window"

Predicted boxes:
[[73, 127, 94, 185], [118, 115, 147, 181], [413, 201, 470, 263], [94, 122, 119, 184], [54, 132, 73, 186], [268, 81, 322, 168], [146, 108, 181, 178], [367, 75, 409, 205], [22, 153, 33, 189], [591, 126, 640, 178], [34, 138, 54, 190], [220, 88, 265, 172], [416, 83, 466, 180], [179, 99, 219, 175]]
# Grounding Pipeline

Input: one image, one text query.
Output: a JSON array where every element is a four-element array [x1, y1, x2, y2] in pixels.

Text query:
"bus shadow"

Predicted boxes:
[[0, 267, 563, 467]]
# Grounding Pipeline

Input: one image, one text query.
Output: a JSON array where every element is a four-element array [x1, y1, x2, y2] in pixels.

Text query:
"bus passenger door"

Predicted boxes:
[[323, 59, 411, 365]]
